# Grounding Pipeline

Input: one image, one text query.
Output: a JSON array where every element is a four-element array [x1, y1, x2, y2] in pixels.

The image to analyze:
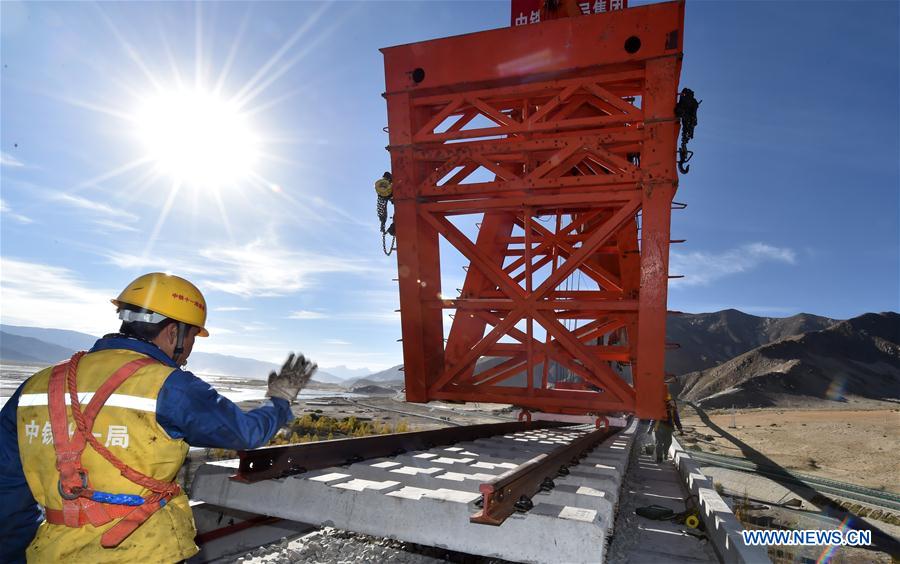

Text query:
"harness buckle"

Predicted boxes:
[[58, 470, 89, 500]]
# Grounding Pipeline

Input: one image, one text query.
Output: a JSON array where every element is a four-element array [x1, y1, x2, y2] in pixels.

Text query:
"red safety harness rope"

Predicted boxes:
[[46, 351, 182, 548]]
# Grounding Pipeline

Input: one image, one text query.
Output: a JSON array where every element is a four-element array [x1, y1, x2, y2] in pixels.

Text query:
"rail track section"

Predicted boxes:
[[190, 420, 639, 563], [687, 450, 900, 512]]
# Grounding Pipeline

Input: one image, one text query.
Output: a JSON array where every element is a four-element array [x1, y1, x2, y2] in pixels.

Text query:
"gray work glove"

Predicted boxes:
[[266, 353, 317, 403]]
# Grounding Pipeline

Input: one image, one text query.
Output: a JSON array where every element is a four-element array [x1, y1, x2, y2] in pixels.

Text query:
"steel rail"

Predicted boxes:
[[688, 450, 900, 512], [470, 425, 617, 525], [231, 420, 571, 483]]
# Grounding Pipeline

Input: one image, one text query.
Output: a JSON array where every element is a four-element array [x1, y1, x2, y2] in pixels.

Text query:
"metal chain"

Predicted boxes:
[[377, 196, 395, 256], [674, 88, 700, 174], [376, 196, 389, 230], [382, 232, 396, 256]]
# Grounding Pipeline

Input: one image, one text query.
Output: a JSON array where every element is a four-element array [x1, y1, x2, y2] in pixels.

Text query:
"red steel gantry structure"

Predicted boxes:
[[381, 1, 686, 420]]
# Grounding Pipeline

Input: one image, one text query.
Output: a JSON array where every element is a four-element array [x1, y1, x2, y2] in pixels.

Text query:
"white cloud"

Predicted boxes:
[[105, 236, 375, 298], [340, 310, 400, 323], [104, 251, 184, 272], [669, 243, 796, 287], [191, 339, 397, 371], [1, 152, 24, 167], [0, 258, 117, 335], [91, 219, 139, 232], [287, 308, 398, 323], [53, 193, 140, 222], [320, 288, 399, 325], [0, 199, 34, 224], [214, 306, 253, 312], [288, 310, 327, 319], [203, 326, 235, 335], [324, 339, 351, 346], [191, 340, 293, 363], [198, 238, 370, 297], [311, 350, 396, 371]]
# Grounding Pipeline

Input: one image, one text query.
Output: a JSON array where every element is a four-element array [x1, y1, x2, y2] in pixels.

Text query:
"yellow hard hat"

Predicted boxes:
[[374, 178, 393, 198], [112, 273, 209, 337]]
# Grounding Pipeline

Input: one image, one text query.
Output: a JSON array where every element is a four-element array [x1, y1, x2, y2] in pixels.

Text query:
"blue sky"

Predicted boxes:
[[1, 1, 897, 371]]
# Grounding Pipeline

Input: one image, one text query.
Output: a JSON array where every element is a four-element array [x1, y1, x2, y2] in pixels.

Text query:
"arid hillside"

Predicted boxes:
[[665, 309, 838, 376], [679, 312, 900, 408]]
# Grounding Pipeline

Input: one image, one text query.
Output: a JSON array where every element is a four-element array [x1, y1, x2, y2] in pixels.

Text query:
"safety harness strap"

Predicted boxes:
[[46, 502, 170, 548], [83, 357, 159, 422], [49, 358, 100, 527], [48, 352, 169, 538], [100, 500, 168, 548], [44, 505, 134, 527]]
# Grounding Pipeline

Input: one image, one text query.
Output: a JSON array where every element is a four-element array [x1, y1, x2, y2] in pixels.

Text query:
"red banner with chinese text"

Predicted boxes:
[[511, 0, 628, 27]]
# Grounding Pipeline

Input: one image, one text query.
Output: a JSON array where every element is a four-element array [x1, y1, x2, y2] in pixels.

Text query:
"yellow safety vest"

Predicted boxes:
[[17, 349, 197, 563], [652, 402, 680, 432]]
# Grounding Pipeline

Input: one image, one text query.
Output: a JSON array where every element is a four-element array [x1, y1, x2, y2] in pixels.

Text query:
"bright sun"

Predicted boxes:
[[136, 89, 260, 188]]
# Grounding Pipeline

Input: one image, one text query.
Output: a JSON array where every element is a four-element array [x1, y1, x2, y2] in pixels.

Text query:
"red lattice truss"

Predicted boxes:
[[382, 1, 685, 419]]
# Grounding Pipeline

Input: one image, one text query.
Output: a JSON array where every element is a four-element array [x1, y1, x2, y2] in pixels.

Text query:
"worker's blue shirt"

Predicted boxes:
[[0, 335, 293, 563]]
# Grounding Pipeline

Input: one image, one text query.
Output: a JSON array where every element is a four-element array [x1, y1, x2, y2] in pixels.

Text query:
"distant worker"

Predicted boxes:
[[0, 273, 317, 563], [648, 392, 683, 463], [375, 171, 394, 235], [375, 171, 396, 255]]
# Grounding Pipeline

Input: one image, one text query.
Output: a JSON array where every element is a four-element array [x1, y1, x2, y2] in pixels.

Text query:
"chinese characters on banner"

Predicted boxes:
[[511, 0, 627, 27]]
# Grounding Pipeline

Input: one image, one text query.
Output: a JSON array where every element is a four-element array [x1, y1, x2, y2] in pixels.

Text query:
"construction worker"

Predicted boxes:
[[648, 392, 683, 463], [374, 171, 396, 255], [0, 273, 317, 563], [375, 171, 394, 236]]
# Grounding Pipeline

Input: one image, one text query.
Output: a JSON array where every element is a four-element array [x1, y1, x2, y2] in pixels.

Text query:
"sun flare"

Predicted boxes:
[[135, 89, 260, 188]]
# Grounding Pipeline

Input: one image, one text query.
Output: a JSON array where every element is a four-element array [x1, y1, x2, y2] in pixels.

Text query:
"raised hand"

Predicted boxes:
[[266, 353, 317, 403]]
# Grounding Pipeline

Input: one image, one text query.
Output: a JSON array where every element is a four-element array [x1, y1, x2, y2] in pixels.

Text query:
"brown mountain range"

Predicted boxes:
[[665, 309, 838, 376], [678, 312, 900, 408]]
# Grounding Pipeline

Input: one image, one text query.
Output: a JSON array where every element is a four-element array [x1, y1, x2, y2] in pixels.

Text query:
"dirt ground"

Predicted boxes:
[[678, 403, 900, 493]]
